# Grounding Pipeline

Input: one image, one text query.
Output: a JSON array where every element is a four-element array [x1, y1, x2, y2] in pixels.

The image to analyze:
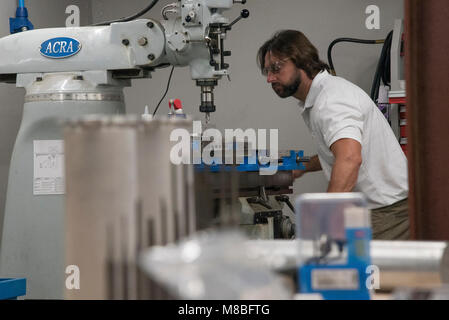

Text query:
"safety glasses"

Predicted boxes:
[[262, 58, 290, 76]]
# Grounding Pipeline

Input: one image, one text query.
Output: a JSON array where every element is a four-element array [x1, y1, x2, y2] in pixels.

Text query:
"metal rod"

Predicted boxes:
[[244, 240, 449, 288]]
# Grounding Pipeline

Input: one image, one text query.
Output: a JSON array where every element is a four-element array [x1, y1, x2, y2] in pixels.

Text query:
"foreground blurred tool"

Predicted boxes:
[[243, 239, 449, 295], [64, 116, 139, 299], [139, 229, 292, 299], [296, 193, 372, 300], [64, 116, 195, 299], [0, 0, 249, 299]]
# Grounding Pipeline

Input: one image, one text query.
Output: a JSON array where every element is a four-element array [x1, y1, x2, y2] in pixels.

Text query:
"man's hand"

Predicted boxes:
[[292, 155, 322, 180], [327, 138, 362, 192]]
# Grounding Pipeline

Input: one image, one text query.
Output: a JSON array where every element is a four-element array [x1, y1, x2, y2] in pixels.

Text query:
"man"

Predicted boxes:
[[258, 30, 409, 240]]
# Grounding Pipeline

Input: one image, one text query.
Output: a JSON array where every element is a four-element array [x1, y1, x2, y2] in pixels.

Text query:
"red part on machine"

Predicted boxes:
[[389, 96, 407, 156], [389, 97, 406, 104], [173, 99, 183, 110]]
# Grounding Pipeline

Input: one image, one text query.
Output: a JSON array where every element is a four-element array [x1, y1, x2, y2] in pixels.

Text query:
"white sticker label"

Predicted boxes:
[[33, 140, 65, 195], [311, 269, 359, 290]]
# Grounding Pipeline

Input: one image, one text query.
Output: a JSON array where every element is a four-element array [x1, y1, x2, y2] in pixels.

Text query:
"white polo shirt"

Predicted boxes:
[[299, 70, 408, 209]]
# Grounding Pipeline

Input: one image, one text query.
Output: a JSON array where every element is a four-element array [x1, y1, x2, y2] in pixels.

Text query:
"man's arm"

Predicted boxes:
[[327, 138, 362, 192], [292, 154, 322, 179]]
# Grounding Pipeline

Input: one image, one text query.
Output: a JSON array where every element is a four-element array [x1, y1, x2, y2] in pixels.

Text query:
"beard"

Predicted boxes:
[[272, 74, 301, 98]]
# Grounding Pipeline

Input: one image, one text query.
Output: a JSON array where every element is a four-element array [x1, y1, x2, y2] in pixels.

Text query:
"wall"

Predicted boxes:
[[91, 0, 404, 214], [0, 0, 92, 239]]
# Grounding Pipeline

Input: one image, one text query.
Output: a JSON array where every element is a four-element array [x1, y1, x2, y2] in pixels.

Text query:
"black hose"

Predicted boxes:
[[370, 31, 393, 102], [93, 0, 159, 26], [153, 66, 175, 117], [326, 33, 393, 103], [327, 38, 383, 76]]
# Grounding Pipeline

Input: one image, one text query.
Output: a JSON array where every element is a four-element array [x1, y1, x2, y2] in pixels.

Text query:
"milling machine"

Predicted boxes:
[[0, 0, 250, 299]]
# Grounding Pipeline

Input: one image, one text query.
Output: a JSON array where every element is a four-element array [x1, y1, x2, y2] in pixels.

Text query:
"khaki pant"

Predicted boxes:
[[371, 198, 410, 240]]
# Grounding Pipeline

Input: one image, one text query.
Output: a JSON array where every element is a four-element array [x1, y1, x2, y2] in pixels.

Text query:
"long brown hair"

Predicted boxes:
[[257, 30, 330, 79]]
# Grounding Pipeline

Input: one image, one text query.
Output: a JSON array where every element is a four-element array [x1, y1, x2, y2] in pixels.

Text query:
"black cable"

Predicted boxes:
[[327, 38, 384, 76], [153, 66, 175, 117], [370, 31, 393, 102], [381, 45, 391, 85], [326, 34, 394, 103], [93, 0, 159, 26]]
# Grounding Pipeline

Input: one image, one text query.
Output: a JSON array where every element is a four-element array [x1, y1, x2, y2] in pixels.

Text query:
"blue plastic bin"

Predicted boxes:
[[0, 278, 27, 300]]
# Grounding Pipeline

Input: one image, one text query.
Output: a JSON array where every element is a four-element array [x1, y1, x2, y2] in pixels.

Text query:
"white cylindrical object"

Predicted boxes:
[[64, 115, 138, 299], [142, 105, 153, 121], [136, 118, 196, 299], [137, 118, 195, 248]]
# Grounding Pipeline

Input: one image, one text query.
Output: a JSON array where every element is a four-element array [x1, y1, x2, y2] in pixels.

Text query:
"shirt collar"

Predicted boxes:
[[298, 70, 329, 112]]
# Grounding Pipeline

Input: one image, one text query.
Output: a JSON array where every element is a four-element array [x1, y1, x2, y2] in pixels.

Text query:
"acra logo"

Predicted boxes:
[[40, 37, 81, 59]]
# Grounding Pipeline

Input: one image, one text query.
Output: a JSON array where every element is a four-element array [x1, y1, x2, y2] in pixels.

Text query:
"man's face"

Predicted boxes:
[[263, 52, 302, 98]]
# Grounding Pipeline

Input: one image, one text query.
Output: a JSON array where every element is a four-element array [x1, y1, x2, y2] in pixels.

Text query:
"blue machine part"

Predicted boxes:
[[194, 147, 306, 173], [10, 1, 34, 34], [0, 278, 27, 300], [298, 227, 372, 300]]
